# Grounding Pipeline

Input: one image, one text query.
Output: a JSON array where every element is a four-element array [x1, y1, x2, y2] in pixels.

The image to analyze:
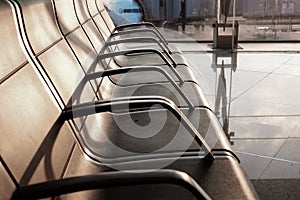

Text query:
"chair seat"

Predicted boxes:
[[106, 61, 197, 82], [77, 107, 231, 161], [104, 81, 208, 107], [113, 51, 188, 67], [123, 42, 182, 54], [61, 146, 257, 200]]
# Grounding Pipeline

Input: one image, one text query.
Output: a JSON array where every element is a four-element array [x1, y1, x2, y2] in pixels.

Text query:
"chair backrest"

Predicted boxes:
[[96, 0, 116, 33], [0, 2, 27, 198], [87, 0, 113, 40], [74, 0, 105, 53], [15, 0, 112, 155], [17, 0, 96, 106], [53, 0, 108, 74], [15, 0, 138, 164], [74, 0, 90, 24], [86, 0, 99, 17], [0, 2, 76, 199], [0, 2, 26, 81], [53, 0, 121, 99], [95, 0, 105, 11]]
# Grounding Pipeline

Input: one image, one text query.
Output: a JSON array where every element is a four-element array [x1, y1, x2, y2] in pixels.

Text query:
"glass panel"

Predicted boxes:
[[103, 0, 300, 42]]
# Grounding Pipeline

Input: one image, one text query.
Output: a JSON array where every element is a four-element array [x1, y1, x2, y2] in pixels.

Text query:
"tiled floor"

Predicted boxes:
[[182, 45, 300, 183], [139, 26, 300, 198]]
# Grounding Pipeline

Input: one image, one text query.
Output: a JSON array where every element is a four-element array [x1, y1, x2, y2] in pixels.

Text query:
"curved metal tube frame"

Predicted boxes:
[[109, 29, 172, 54], [97, 48, 184, 83], [114, 22, 168, 45], [63, 95, 214, 163], [11, 169, 211, 200], [101, 37, 177, 67], [84, 66, 194, 109]]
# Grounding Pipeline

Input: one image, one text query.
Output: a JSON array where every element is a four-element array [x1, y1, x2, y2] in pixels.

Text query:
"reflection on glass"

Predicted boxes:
[[112, 0, 300, 41]]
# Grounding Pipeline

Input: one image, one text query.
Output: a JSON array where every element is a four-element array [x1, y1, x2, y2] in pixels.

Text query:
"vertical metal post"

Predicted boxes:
[[232, 0, 236, 50], [217, 0, 221, 23]]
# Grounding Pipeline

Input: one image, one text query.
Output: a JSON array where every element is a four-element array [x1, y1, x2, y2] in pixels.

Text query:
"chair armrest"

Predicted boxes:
[[84, 66, 194, 109], [63, 95, 214, 163], [11, 169, 211, 200], [109, 29, 171, 54], [97, 49, 184, 83], [114, 22, 168, 45], [101, 37, 176, 66]]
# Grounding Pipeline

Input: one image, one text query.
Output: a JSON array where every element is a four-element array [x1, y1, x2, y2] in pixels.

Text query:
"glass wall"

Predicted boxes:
[[105, 0, 300, 41]]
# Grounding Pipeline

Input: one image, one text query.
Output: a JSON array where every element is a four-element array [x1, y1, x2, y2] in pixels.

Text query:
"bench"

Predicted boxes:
[[0, 0, 258, 199]]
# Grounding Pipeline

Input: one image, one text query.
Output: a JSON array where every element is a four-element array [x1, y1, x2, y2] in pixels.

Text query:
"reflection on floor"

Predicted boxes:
[[182, 43, 300, 199]]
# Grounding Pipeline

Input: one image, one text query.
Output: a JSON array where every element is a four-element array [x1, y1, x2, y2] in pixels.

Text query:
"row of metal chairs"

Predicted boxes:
[[0, 0, 258, 199]]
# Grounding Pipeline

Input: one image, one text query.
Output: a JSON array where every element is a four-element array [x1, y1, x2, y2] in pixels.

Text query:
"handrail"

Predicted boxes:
[[84, 66, 194, 109], [11, 169, 212, 200], [97, 48, 184, 83], [78, 151, 208, 165], [100, 37, 177, 67], [114, 22, 169, 45], [63, 95, 214, 163], [109, 29, 172, 54]]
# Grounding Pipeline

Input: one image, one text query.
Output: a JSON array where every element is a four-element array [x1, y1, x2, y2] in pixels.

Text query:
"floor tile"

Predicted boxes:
[[184, 51, 300, 181], [290, 123, 300, 138], [284, 54, 300, 65], [260, 74, 300, 106], [274, 63, 300, 77], [192, 67, 268, 100], [232, 73, 300, 107], [186, 53, 270, 98], [261, 159, 300, 179], [274, 138, 300, 162], [237, 53, 294, 73], [229, 117, 300, 139], [229, 70, 268, 99], [233, 139, 286, 157], [236, 152, 273, 180], [230, 96, 300, 116]]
